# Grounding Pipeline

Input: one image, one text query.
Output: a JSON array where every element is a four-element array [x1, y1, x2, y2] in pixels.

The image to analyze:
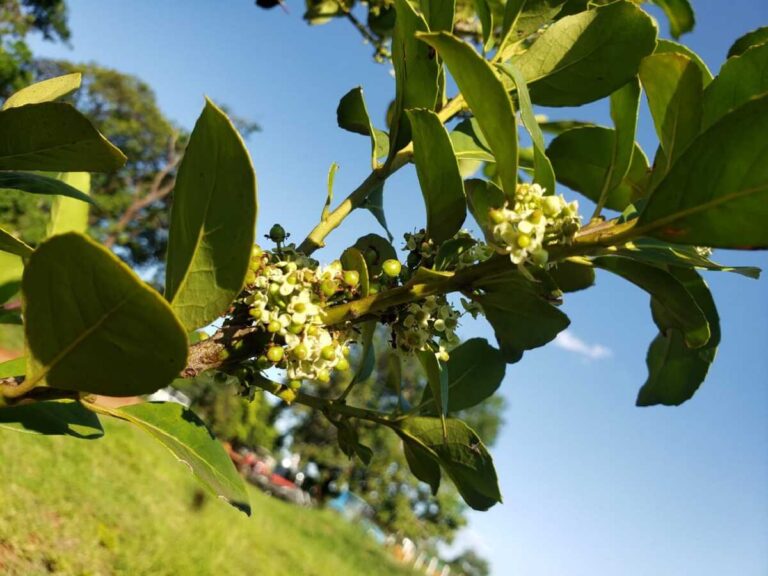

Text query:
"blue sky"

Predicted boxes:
[[30, 1, 768, 574]]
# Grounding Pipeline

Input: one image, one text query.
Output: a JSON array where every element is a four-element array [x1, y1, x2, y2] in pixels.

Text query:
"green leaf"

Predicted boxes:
[[546, 258, 596, 292], [0, 227, 32, 258], [336, 418, 373, 465], [465, 178, 505, 236], [22, 233, 188, 396], [655, 39, 713, 87], [617, 239, 761, 279], [0, 171, 97, 206], [165, 99, 257, 331], [406, 108, 466, 243], [0, 356, 25, 378], [321, 162, 338, 222], [500, 64, 556, 194], [352, 233, 398, 275], [0, 103, 126, 171], [395, 417, 502, 511], [512, 1, 657, 106], [474, 0, 494, 52], [2, 73, 82, 110], [402, 439, 441, 495], [435, 236, 477, 271], [47, 172, 91, 236], [93, 401, 250, 514], [420, 0, 455, 32], [702, 43, 768, 131], [336, 87, 389, 168], [340, 246, 370, 297], [450, 118, 495, 162], [592, 256, 709, 348], [650, 0, 694, 39], [605, 78, 642, 198], [727, 26, 768, 59], [501, 0, 565, 54], [636, 93, 768, 248], [362, 184, 394, 242], [472, 270, 570, 362], [547, 126, 650, 211], [638, 268, 719, 406], [0, 400, 103, 438], [389, 0, 440, 153], [417, 350, 449, 433], [639, 53, 703, 169], [421, 338, 505, 412], [418, 32, 519, 197], [349, 320, 376, 386], [0, 252, 23, 294]]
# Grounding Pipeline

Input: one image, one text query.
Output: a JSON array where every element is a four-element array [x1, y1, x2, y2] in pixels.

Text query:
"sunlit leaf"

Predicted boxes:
[[2, 73, 82, 110]]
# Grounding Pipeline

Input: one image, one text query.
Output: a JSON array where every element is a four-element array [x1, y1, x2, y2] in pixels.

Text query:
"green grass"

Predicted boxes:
[[0, 417, 418, 576]]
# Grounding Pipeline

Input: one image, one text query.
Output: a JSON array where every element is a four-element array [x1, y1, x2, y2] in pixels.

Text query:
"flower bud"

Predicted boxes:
[[343, 270, 360, 287], [382, 259, 402, 278], [267, 346, 284, 363]]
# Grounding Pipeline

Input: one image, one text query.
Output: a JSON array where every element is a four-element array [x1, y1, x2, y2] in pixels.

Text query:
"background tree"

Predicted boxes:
[[273, 332, 504, 545], [0, 0, 69, 95]]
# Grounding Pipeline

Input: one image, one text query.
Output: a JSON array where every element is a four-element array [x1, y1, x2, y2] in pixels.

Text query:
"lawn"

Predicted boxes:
[[0, 415, 419, 576]]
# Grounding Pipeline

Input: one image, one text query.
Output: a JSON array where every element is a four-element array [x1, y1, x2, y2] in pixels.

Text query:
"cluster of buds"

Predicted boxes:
[[489, 183, 581, 266], [404, 230, 436, 268], [391, 295, 461, 360], [244, 246, 355, 383]]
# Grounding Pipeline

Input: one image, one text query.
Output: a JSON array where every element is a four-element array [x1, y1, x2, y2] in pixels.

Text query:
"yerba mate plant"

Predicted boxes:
[[1, 1, 766, 514]]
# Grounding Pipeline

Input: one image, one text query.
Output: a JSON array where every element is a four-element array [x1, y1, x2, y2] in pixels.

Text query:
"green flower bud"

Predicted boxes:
[[382, 259, 402, 278], [321, 345, 337, 361], [316, 369, 331, 383], [336, 357, 350, 371], [256, 356, 271, 370], [531, 248, 549, 267], [267, 346, 284, 363], [268, 223, 287, 243], [288, 380, 302, 391], [293, 344, 309, 360], [489, 208, 506, 224], [267, 320, 282, 333], [517, 233, 532, 248], [321, 279, 338, 297], [343, 270, 360, 287], [289, 323, 304, 335]]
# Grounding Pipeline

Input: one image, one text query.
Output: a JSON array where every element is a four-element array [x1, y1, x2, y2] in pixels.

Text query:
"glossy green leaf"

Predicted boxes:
[[0, 252, 23, 292], [94, 401, 250, 514], [465, 178, 505, 239], [702, 43, 768, 130], [417, 350, 449, 433], [336, 87, 389, 168], [0, 400, 103, 438], [727, 26, 768, 59], [617, 239, 761, 279], [165, 99, 257, 331], [402, 438, 441, 495], [605, 78, 642, 198], [472, 270, 570, 362], [2, 73, 82, 110], [0, 228, 32, 258], [474, 0, 494, 51], [512, 1, 657, 106], [650, 0, 694, 39], [501, 0, 565, 54], [638, 268, 719, 406], [406, 108, 466, 243], [421, 338, 505, 412], [420, 0, 455, 32], [395, 417, 502, 511], [22, 233, 188, 396], [636, 93, 768, 248], [0, 103, 126, 171], [639, 53, 703, 169], [321, 162, 338, 222], [592, 256, 709, 348], [0, 356, 25, 378], [0, 171, 97, 206], [655, 39, 713, 87], [390, 0, 440, 153], [547, 126, 650, 211], [546, 259, 596, 292], [47, 172, 91, 236], [362, 184, 394, 241], [500, 64, 556, 194], [450, 118, 494, 162], [419, 32, 519, 197]]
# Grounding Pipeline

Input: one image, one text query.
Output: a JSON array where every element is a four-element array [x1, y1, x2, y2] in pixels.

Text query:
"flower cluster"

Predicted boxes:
[[489, 183, 581, 266], [244, 247, 352, 383], [391, 295, 461, 360]]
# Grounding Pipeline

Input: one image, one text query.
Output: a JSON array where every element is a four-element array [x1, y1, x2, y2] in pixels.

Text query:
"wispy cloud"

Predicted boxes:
[[554, 330, 612, 360]]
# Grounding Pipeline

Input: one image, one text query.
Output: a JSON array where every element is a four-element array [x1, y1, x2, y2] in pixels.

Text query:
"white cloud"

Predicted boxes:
[[554, 330, 612, 360]]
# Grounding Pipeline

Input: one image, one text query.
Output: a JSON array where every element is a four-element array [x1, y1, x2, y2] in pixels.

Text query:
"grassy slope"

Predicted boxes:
[[0, 417, 417, 576]]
